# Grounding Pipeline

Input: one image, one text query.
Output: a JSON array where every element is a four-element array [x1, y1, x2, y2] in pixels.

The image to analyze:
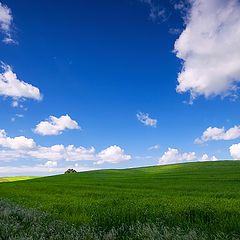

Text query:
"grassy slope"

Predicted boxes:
[[0, 176, 41, 182], [0, 161, 239, 236]]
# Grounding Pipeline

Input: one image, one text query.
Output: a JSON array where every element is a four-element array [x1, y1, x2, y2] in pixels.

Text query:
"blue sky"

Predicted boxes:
[[0, 0, 240, 176]]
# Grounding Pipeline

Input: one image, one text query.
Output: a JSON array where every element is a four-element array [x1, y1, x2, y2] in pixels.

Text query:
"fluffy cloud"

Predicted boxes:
[[95, 145, 131, 165], [34, 114, 80, 136], [159, 148, 217, 165], [0, 130, 131, 165], [0, 2, 14, 43], [229, 143, 240, 160], [174, 0, 240, 100], [199, 154, 217, 162], [0, 129, 36, 150], [148, 144, 160, 150], [137, 112, 157, 128], [195, 125, 240, 144], [0, 63, 42, 101], [159, 148, 196, 165]]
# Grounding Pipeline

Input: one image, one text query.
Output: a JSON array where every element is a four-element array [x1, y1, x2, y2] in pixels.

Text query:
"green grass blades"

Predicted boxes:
[[0, 161, 240, 239], [0, 199, 236, 240]]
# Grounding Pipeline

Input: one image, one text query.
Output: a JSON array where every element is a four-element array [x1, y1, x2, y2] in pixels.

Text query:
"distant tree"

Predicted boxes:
[[64, 169, 77, 174]]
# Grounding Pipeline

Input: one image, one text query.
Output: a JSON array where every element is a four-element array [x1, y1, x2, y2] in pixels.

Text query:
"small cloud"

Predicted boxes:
[[11, 114, 24, 122], [44, 160, 57, 168], [159, 148, 196, 165], [137, 112, 157, 128], [139, 0, 167, 22], [11, 101, 18, 107], [95, 145, 131, 165], [148, 144, 160, 150], [0, 2, 15, 43], [169, 28, 182, 35], [159, 147, 217, 165], [195, 125, 240, 144], [33, 114, 81, 136], [230, 143, 240, 159], [0, 63, 42, 102], [199, 154, 217, 162]]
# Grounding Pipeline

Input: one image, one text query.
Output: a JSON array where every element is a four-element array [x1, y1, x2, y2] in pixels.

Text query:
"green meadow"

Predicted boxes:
[[0, 176, 41, 182], [0, 161, 240, 239]]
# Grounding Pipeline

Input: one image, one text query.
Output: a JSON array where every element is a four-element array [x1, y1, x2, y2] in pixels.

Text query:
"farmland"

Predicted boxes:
[[0, 161, 240, 239]]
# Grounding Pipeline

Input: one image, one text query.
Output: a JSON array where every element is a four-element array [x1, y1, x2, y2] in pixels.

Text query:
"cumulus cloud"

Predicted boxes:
[[0, 63, 42, 101], [0, 129, 131, 165], [174, 0, 240, 100], [0, 129, 36, 150], [137, 112, 157, 128], [199, 153, 217, 162], [95, 145, 131, 165], [148, 144, 160, 150], [195, 125, 240, 144], [159, 147, 217, 165], [34, 114, 81, 136], [159, 148, 196, 165], [27, 145, 96, 162], [0, 2, 14, 43], [229, 143, 240, 160]]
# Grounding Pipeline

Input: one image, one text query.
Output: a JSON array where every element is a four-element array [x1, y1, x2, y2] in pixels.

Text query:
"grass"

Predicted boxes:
[[0, 161, 240, 239], [1, 198, 231, 240], [0, 176, 41, 182]]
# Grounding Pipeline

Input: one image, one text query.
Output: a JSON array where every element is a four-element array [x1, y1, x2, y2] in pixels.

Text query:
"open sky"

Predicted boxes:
[[0, 0, 240, 176]]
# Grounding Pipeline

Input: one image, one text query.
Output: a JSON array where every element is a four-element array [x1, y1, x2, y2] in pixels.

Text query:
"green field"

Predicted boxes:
[[0, 176, 41, 182], [0, 161, 240, 239]]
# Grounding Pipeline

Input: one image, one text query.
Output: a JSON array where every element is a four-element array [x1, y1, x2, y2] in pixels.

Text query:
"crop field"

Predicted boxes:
[[0, 161, 240, 239], [0, 176, 41, 182]]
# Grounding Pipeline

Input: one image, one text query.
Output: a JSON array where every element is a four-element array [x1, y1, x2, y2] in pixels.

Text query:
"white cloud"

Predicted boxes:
[[0, 2, 14, 43], [195, 125, 240, 144], [159, 148, 217, 165], [44, 160, 57, 168], [34, 114, 80, 136], [0, 63, 42, 101], [0, 150, 25, 162], [11, 101, 18, 107], [174, 0, 240, 100], [139, 0, 167, 22], [199, 154, 217, 162], [0, 129, 36, 150], [229, 143, 240, 160], [0, 130, 131, 166], [148, 144, 160, 150], [159, 148, 196, 165], [64, 145, 96, 161], [11, 114, 24, 122], [137, 112, 157, 128], [95, 145, 131, 165]]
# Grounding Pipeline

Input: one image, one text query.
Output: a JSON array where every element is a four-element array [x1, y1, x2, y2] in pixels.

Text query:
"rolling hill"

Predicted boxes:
[[0, 161, 240, 239]]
